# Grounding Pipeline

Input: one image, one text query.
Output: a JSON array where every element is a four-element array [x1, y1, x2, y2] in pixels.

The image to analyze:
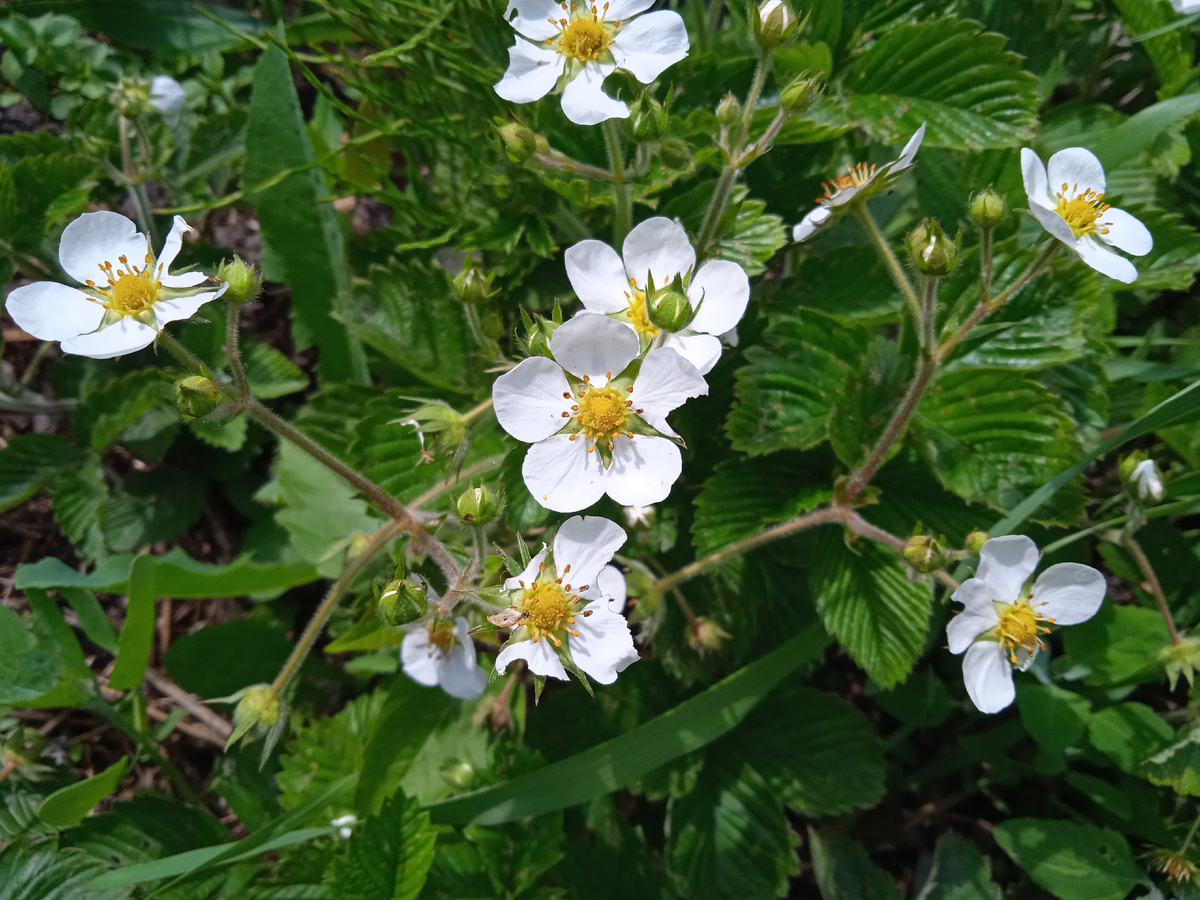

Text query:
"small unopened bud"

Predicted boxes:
[[658, 138, 693, 170], [906, 218, 959, 276], [629, 94, 667, 142], [524, 313, 559, 358], [457, 485, 502, 525], [453, 264, 493, 305], [903, 533, 947, 574], [1159, 638, 1200, 691], [498, 122, 538, 163], [174, 376, 221, 419], [688, 617, 730, 656], [215, 256, 262, 306], [441, 760, 476, 790], [647, 275, 693, 333], [378, 579, 428, 627], [780, 74, 821, 115], [235, 684, 280, 730], [754, 0, 796, 49], [970, 188, 1007, 228], [1121, 453, 1164, 504], [964, 529, 989, 556], [716, 94, 740, 128]]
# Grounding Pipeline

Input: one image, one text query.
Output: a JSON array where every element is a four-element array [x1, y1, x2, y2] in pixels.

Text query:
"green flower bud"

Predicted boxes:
[[753, 0, 797, 49], [216, 256, 263, 306], [658, 138, 693, 170], [453, 264, 494, 305], [498, 122, 538, 163], [688, 617, 731, 656], [457, 484, 503, 525], [174, 375, 221, 419], [903, 533, 948, 574], [970, 188, 1007, 228], [647, 274, 693, 333], [378, 578, 429, 627], [780, 74, 822, 115], [629, 94, 667, 143], [964, 529, 989, 556], [1159, 638, 1200, 691], [218, 683, 282, 747], [716, 93, 740, 128], [523, 312, 559, 358], [906, 218, 959, 276], [111, 77, 152, 117]]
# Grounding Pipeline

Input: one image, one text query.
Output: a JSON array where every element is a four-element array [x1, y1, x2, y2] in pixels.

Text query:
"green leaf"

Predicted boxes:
[[0, 842, 122, 900], [72, 369, 166, 452], [915, 367, 1085, 523], [38, 757, 128, 828], [1142, 726, 1200, 796], [346, 394, 440, 502], [992, 819, 1141, 900], [830, 338, 911, 467], [0, 605, 59, 704], [1122, 205, 1200, 291], [17, 0, 266, 53], [666, 757, 799, 900], [809, 828, 901, 900], [1015, 682, 1090, 753], [107, 554, 157, 691], [190, 415, 249, 452], [809, 529, 931, 689], [164, 620, 295, 699], [50, 452, 107, 554], [60, 587, 119, 653], [325, 793, 437, 900], [100, 468, 206, 553], [1086, 702, 1174, 774], [710, 194, 788, 278], [245, 38, 361, 382], [729, 686, 885, 816], [244, 341, 310, 399], [692, 452, 832, 557], [0, 152, 96, 251], [427, 623, 830, 826], [914, 833, 1001, 900], [1107, 2, 1195, 100], [278, 691, 384, 816], [1059, 603, 1168, 688], [728, 310, 870, 455], [843, 18, 1037, 149], [0, 433, 86, 513]]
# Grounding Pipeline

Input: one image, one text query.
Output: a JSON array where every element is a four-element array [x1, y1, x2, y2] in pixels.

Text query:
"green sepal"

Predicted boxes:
[[556, 642, 595, 698], [533, 675, 546, 704]]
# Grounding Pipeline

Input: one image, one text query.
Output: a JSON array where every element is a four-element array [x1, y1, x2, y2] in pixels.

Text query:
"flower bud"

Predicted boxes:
[[780, 74, 822, 115], [173, 376, 221, 419], [453, 263, 493, 306], [688, 617, 730, 656], [378, 579, 429, 627], [523, 312, 559, 358], [1159, 638, 1200, 691], [658, 138, 693, 170], [906, 218, 959, 276], [498, 122, 538, 163], [716, 94, 740, 128], [457, 485, 502, 525], [754, 0, 796, 49], [112, 77, 152, 117], [629, 94, 667, 143], [903, 533, 948, 574], [647, 275, 693, 333], [215, 256, 262, 306], [1121, 453, 1164, 504], [970, 188, 1007, 228], [964, 529, 989, 556]]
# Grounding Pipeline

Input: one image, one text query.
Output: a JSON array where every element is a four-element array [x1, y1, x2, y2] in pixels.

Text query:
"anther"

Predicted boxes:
[[578, 584, 589, 591], [626, 431, 633, 438], [626, 385, 633, 392], [608, 442, 615, 451], [569, 434, 578, 441], [561, 411, 570, 417], [563, 391, 572, 398], [571, 404, 579, 411], [571, 629, 579, 636], [539, 561, 546, 571], [568, 616, 575, 624], [564, 584, 571, 591], [583, 374, 590, 381], [625, 400, 632, 407], [588, 445, 595, 453], [605, 371, 611, 379], [583, 610, 593, 617], [563, 564, 571, 573], [635, 408, 643, 414]]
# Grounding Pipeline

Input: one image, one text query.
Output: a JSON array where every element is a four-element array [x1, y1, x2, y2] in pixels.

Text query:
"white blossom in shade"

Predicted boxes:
[[148, 76, 186, 118], [948, 535, 1106, 714], [495, 516, 638, 683], [330, 814, 357, 839], [1131, 458, 1164, 502], [1020, 146, 1152, 284], [492, 311, 707, 512], [401, 612, 488, 700], [565, 217, 750, 375], [793, 123, 926, 242], [622, 504, 653, 527], [495, 0, 689, 126], [4, 211, 227, 359]]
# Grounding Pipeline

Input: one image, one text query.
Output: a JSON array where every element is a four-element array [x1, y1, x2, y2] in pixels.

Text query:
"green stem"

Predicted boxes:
[[224, 302, 251, 399], [735, 52, 769, 150], [979, 226, 993, 305], [117, 114, 155, 241], [1179, 807, 1200, 855], [695, 164, 740, 259], [703, 0, 726, 43], [1124, 531, 1182, 645], [603, 120, 632, 245], [157, 331, 212, 381], [461, 397, 494, 425], [18, 342, 52, 388], [920, 277, 938, 354], [855, 204, 921, 323]]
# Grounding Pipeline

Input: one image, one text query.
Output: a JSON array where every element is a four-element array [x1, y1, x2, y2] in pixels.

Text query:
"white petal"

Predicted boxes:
[[153, 287, 224, 329], [622, 217, 696, 289], [149, 76, 186, 118], [962, 641, 1015, 713], [1047, 147, 1105, 197], [1097, 207, 1152, 256], [950, 575, 1001, 616], [155, 216, 193, 275], [553, 515, 627, 591], [660, 332, 722, 375], [607, 0, 656, 17], [1020, 148, 1053, 209], [58, 211, 150, 287], [891, 122, 926, 171], [161, 271, 208, 289], [560, 62, 628, 125], [523, 433, 607, 513], [975, 535, 1040, 603], [1028, 201, 1077, 244], [629, 346, 708, 434], [400, 630, 441, 687], [947, 598, 999, 655], [549, 312, 639, 382], [594, 564, 628, 612], [437, 621, 488, 699], [793, 206, 831, 242], [687, 260, 749, 336], [1030, 563, 1106, 626], [569, 602, 638, 684], [1131, 459, 1164, 501], [493, 356, 572, 443], [610, 11, 689, 84], [59, 318, 158, 359], [496, 635, 568, 680], [565, 239, 632, 314], [504, 545, 549, 591], [825, 184, 865, 209], [495, 37, 565, 103], [604, 434, 681, 506], [1075, 237, 1138, 284], [1013, 644, 1039, 673], [4, 282, 104, 341], [503, 0, 562, 40]]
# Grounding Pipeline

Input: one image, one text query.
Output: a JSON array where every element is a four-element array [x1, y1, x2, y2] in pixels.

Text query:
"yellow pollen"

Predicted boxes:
[[994, 600, 1050, 662], [1054, 186, 1110, 238], [553, 6, 614, 61], [427, 620, 458, 657], [819, 162, 877, 202], [626, 288, 659, 338], [522, 582, 573, 637], [576, 385, 626, 442]]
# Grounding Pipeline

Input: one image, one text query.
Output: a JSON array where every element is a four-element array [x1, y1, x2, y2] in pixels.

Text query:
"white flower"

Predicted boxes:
[[493, 311, 707, 512], [330, 814, 357, 839], [495, 516, 638, 683], [1172, 0, 1200, 12], [400, 613, 488, 700], [793, 123, 926, 242], [495, 0, 689, 126], [1131, 458, 1164, 502], [4, 211, 227, 359], [1020, 147, 1152, 284], [565, 217, 750, 375], [149, 76, 186, 118], [599, 562, 628, 614], [948, 535, 1106, 714], [622, 504, 653, 527]]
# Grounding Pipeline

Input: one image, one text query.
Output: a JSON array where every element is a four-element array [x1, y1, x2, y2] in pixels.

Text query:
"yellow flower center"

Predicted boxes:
[[426, 620, 458, 657], [1054, 183, 1110, 239], [994, 600, 1053, 664], [577, 384, 627, 441], [818, 162, 877, 203], [625, 284, 660, 339], [506, 559, 594, 646], [87, 253, 161, 316], [545, 2, 617, 62]]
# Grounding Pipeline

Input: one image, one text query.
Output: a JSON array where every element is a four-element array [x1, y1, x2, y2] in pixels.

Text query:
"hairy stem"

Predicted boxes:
[[1124, 532, 1182, 645], [461, 397, 494, 425], [855, 204, 921, 323], [224, 302, 251, 398], [532, 151, 616, 182], [844, 511, 959, 590], [1179, 807, 1200, 855], [979, 225, 993, 305], [604, 120, 632, 245], [920, 277, 938, 354]]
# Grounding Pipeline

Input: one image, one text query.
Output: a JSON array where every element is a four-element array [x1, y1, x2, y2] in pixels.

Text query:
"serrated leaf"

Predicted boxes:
[[1124, 205, 1200, 291], [0, 605, 59, 704], [992, 819, 1141, 900], [844, 18, 1038, 149], [1142, 726, 1200, 796], [100, 468, 206, 554], [278, 692, 384, 816], [666, 756, 799, 900], [692, 453, 832, 556], [809, 528, 931, 688], [1110, 0, 1194, 98], [830, 338, 911, 467], [809, 828, 900, 900], [0, 433, 86, 514], [324, 793, 436, 900], [710, 196, 788, 278], [0, 153, 97, 251], [189, 414, 249, 451], [345, 395, 442, 501], [72, 369, 167, 452], [244, 341, 310, 399], [914, 833, 1001, 900], [727, 310, 870, 455], [915, 367, 1085, 523], [1087, 702, 1174, 774], [0, 842, 122, 900], [49, 452, 107, 554]]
